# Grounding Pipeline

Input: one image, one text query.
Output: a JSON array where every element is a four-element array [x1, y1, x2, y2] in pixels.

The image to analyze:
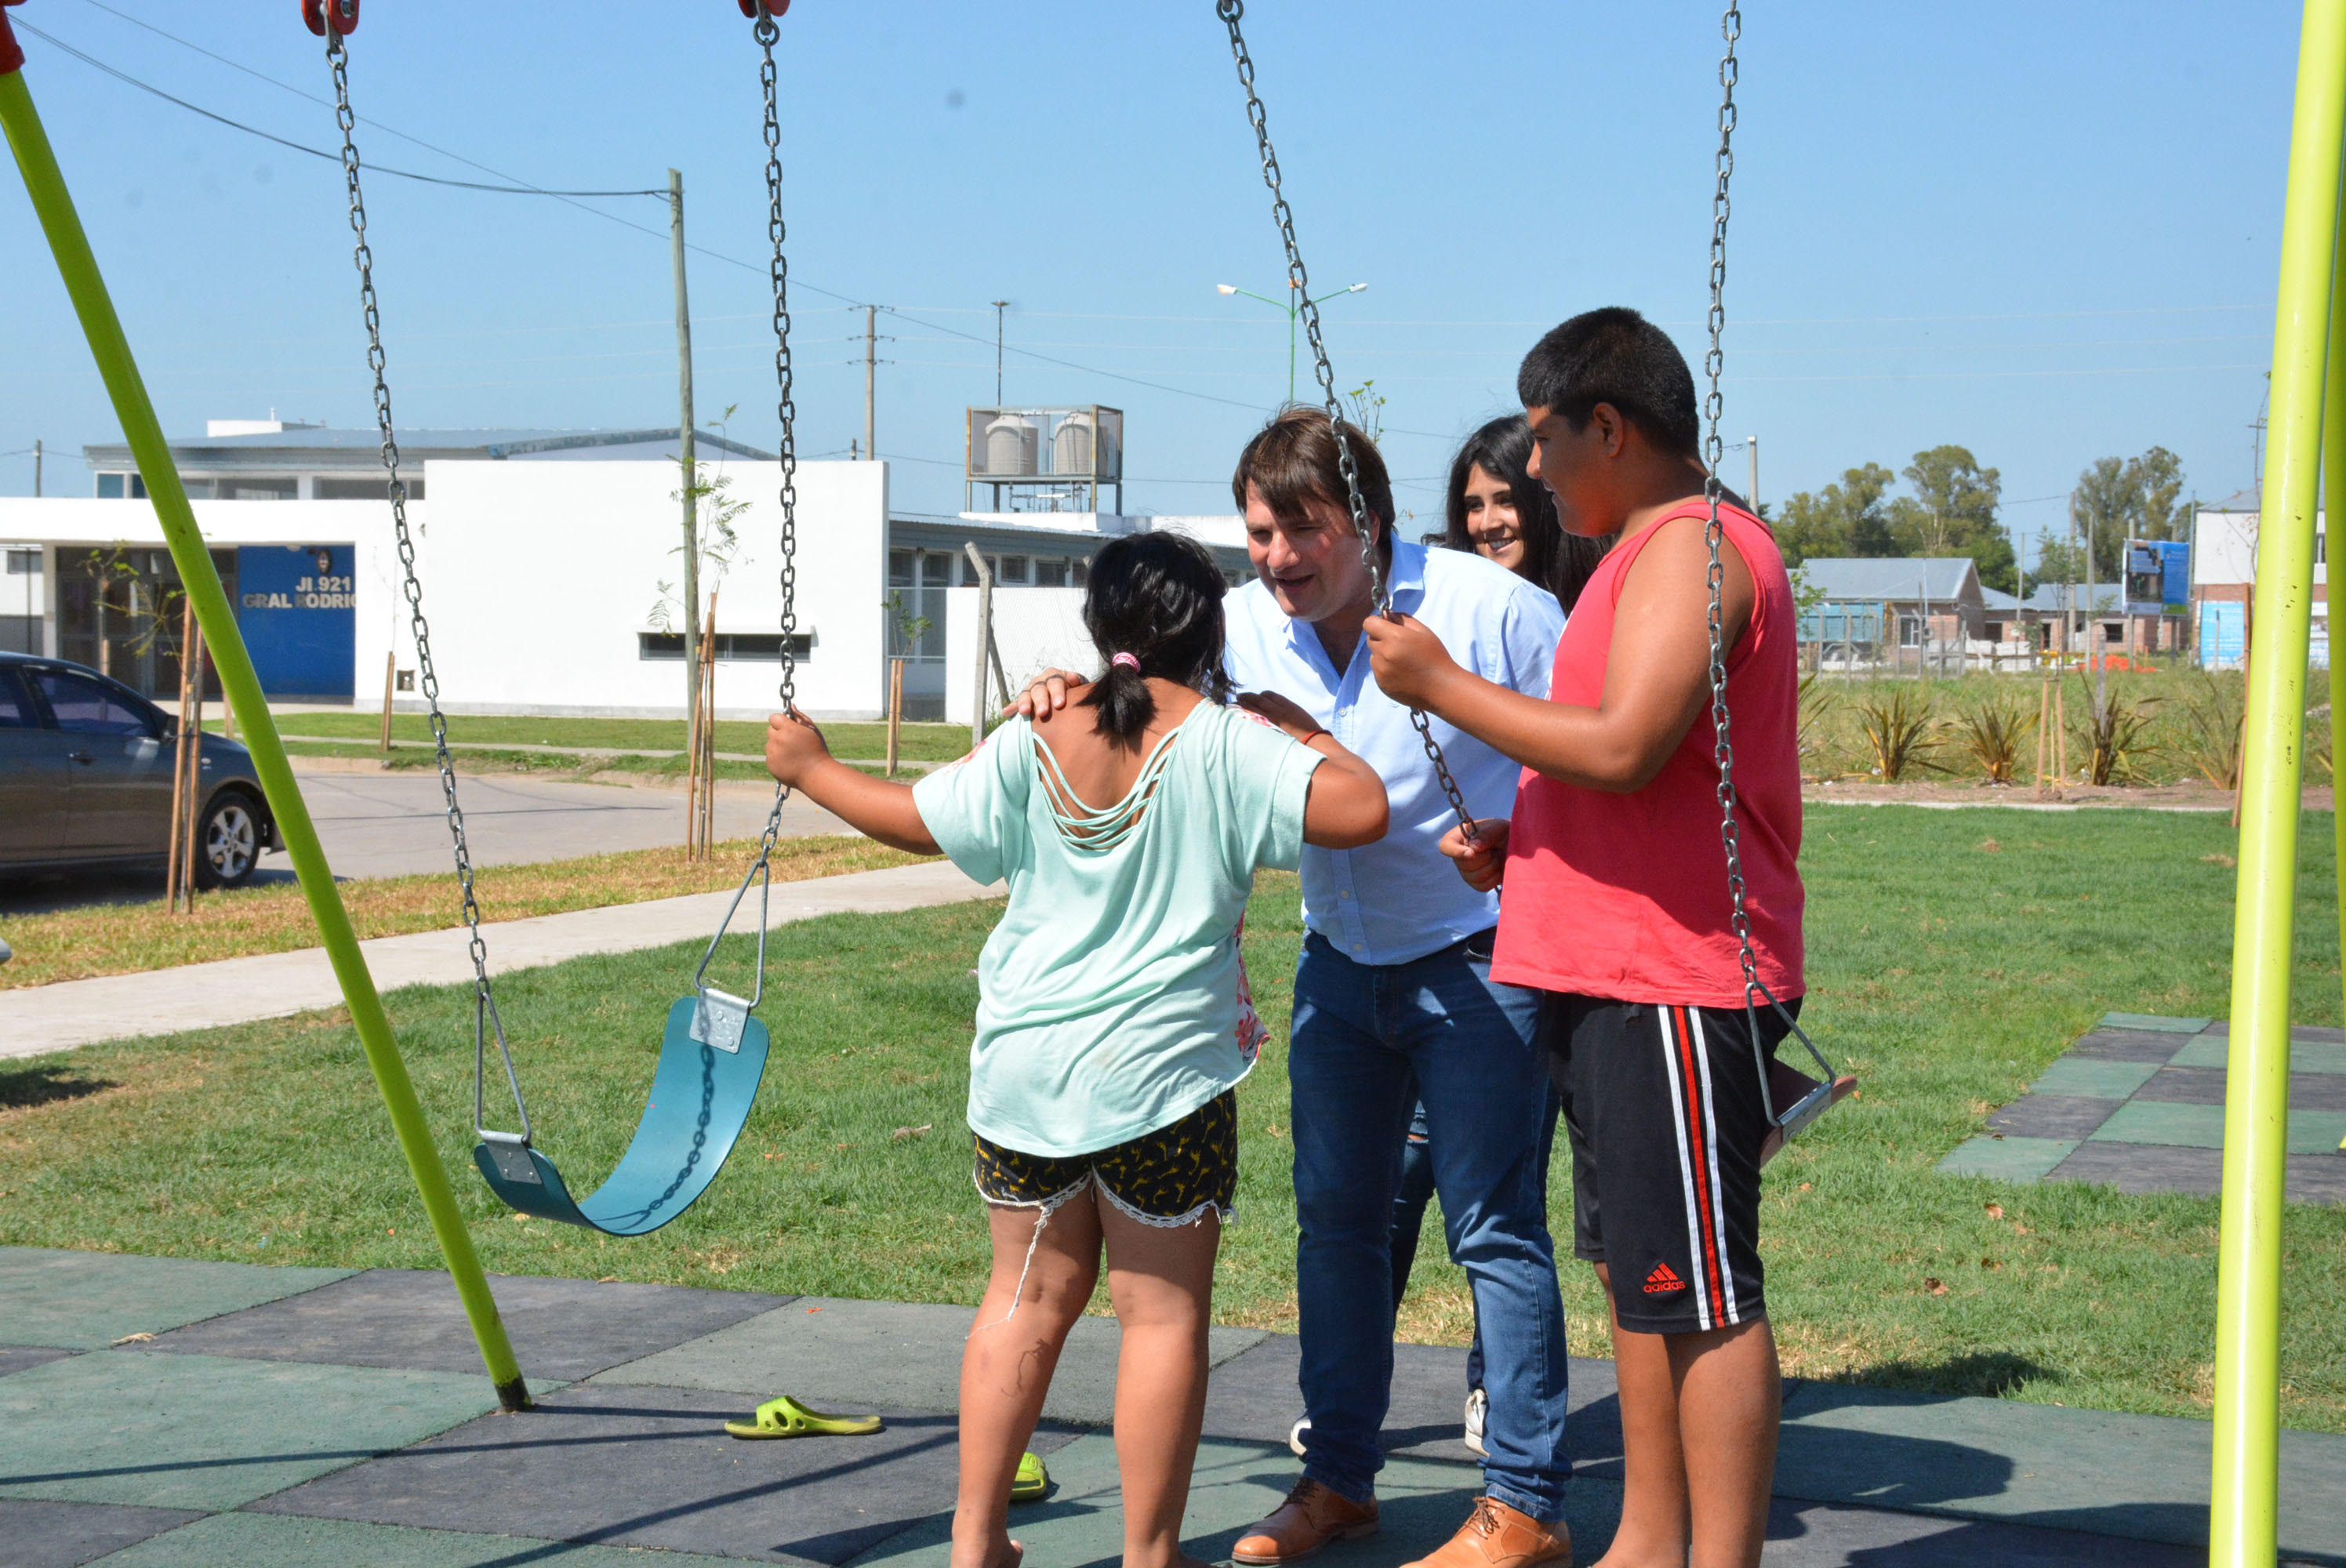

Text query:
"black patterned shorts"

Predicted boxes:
[[974, 1090, 1238, 1227]]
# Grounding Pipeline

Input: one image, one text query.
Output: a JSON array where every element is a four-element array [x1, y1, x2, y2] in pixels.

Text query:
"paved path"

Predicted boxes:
[[0, 860, 997, 1061], [3, 1244, 2337, 1566]]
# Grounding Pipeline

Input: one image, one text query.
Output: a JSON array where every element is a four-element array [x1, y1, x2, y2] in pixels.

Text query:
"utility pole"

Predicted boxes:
[[864, 304, 877, 462], [991, 300, 1009, 404], [1746, 434, 1758, 514], [31, 438, 39, 498], [670, 169, 699, 738]]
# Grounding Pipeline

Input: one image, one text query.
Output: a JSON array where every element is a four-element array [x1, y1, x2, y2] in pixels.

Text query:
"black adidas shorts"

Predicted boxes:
[[1541, 993, 1797, 1334]]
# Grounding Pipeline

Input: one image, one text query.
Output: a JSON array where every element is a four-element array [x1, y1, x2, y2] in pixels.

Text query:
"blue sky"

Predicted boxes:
[[0, 2, 2306, 569]]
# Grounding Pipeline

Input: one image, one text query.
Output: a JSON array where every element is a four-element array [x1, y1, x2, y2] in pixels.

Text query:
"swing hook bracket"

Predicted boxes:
[[301, 0, 358, 38]]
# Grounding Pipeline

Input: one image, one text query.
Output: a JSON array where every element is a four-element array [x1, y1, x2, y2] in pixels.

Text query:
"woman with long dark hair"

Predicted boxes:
[[1444, 414, 1610, 614]]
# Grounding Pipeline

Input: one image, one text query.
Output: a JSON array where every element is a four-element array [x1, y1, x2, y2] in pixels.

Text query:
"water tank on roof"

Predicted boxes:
[[1052, 410, 1093, 475], [985, 415, 1038, 476]]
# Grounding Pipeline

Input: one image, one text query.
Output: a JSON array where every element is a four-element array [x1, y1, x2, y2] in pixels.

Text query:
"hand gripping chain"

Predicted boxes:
[[324, 26, 530, 1143], [1213, 0, 1476, 843]]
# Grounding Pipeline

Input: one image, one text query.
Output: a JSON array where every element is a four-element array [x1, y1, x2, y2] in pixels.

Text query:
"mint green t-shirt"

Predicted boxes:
[[912, 702, 1322, 1158]]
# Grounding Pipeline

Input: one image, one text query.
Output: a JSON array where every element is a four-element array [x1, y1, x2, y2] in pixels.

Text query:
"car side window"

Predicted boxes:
[[33, 669, 156, 736], [0, 670, 35, 730]]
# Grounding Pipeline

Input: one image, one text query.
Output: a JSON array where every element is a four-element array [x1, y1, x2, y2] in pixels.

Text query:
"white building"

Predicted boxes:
[[2191, 501, 2325, 670], [0, 423, 1247, 721]]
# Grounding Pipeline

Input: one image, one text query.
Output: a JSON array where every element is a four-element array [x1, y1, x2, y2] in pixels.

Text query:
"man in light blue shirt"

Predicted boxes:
[[1222, 411, 1571, 1568]]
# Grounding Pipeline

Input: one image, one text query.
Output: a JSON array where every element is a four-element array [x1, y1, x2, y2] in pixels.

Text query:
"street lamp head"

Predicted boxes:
[[1346, 283, 1367, 293], [1216, 284, 1237, 295]]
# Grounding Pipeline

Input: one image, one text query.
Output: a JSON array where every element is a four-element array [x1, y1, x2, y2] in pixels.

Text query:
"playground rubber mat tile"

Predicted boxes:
[[2087, 1098, 2228, 1148], [2131, 1064, 2233, 1104], [1757, 1495, 2203, 1566], [2046, 1141, 2224, 1196], [0, 1349, 505, 1512], [1934, 1135, 2077, 1184], [2290, 1110, 2346, 1152], [1982, 1094, 2119, 1140], [2171, 1033, 2346, 1073], [253, 1381, 1077, 1565], [0, 1345, 82, 1377], [2065, 1027, 2196, 1062], [85, 1511, 755, 1566], [2023, 1055, 2161, 1100], [0, 1497, 204, 1568], [592, 1297, 1267, 1425], [2285, 1152, 2346, 1203], [2099, 1011, 2209, 1033], [1199, 1333, 1625, 1468], [1771, 1381, 2346, 1562], [140, 1267, 792, 1381], [0, 1247, 353, 1351]]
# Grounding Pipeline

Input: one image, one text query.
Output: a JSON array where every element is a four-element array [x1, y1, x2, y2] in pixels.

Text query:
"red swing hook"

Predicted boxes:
[[302, 0, 358, 37], [736, 1, 790, 15], [1, 0, 27, 79]]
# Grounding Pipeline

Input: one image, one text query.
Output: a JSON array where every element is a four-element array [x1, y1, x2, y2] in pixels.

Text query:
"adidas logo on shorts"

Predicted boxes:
[[1643, 1262, 1687, 1295]]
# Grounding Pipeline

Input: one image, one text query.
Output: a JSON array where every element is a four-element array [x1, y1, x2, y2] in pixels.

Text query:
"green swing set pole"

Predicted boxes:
[[0, 52, 532, 1415], [2214, 2, 2346, 1560]]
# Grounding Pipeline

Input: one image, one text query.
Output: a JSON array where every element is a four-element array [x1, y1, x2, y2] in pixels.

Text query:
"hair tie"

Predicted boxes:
[[1110, 652, 1141, 673]]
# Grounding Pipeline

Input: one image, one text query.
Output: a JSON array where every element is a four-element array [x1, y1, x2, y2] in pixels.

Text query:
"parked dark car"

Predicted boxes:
[[0, 650, 280, 889]]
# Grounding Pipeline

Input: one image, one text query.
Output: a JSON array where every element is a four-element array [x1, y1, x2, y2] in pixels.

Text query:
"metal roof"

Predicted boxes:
[[1793, 557, 1981, 602], [83, 426, 775, 469], [1982, 584, 2123, 614]]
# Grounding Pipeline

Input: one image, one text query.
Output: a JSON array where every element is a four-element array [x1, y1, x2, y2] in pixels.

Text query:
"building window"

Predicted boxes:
[[5, 549, 37, 575], [210, 477, 298, 501], [2102, 622, 2122, 644], [316, 476, 425, 502], [638, 631, 813, 662], [996, 554, 1030, 585], [1898, 615, 1923, 647], [1034, 557, 1069, 587], [1984, 621, 2004, 643], [95, 473, 147, 499], [1074, 558, 1090, 588]]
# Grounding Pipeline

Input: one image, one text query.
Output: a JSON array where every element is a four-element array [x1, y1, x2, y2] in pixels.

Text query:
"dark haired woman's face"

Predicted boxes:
[[1460, 463, 1531, 579]]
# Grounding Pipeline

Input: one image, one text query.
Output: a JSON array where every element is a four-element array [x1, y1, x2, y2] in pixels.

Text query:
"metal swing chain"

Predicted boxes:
[[326, 27, 527, 1140], [753, 9, 797, 869], [1214, 0, 1476, 842]]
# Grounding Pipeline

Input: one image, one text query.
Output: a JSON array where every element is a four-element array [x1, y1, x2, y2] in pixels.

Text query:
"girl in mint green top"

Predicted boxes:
[[764, 530, 1386, 1568]]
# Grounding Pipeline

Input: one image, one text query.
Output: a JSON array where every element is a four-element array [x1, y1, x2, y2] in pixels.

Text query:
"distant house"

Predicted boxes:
[[2192, 495, 2326, 670], [1980, 583, 2125, 659], [1793, 557, 1985, 655]]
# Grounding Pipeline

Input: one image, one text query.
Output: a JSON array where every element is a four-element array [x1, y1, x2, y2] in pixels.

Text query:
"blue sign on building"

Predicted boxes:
[[236, 544, 355, 701], [2125, 539, 2190, 615]]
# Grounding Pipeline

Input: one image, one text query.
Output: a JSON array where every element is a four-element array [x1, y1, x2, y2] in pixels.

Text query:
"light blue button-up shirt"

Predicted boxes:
[[1222, 540, 1565, 966]]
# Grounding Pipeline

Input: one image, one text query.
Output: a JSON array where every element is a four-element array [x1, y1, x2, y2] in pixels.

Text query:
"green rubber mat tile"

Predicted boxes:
[[2290, 1111, 2346, 1155], [0, 1350, 509, 1511], [2028, 1057, 2161, 1100], [1937, 1135, 2078, 1183], [89, 1512, 753, 1566], [846, 1433, 1620, 1568], [0, 1247, 352, 1351], [2170, 1036, 2346, 1074], [2090, 1100, 2227, 1149], [2100, 1012, 2210, 1034]]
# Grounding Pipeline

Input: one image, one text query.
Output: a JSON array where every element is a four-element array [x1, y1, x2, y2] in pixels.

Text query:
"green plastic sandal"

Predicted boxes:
[[724, 1394, 884, 1439], [1011, 1450, 1050, 1504]]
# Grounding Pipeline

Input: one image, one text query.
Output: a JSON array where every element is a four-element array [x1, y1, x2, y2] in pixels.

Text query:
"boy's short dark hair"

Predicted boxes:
[[1516, 307, 1701, 460], [1231, 406, 1394, 545]]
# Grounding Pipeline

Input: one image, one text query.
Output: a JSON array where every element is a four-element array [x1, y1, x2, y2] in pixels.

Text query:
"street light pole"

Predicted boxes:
[[1218, 279, 1367, 404]]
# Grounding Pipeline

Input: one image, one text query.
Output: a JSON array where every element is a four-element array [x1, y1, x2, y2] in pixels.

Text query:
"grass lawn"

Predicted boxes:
[[4, 805, 2343, 1432], [0, 836, 922, 990]]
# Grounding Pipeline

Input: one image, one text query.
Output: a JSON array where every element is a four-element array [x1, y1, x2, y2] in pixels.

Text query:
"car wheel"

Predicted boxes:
[[194, 791, 262, 890]]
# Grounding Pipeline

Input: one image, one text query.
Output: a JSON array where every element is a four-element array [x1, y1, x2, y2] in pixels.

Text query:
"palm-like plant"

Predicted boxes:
[[1853, 686, 1945, 782], [1952, 695, 2036, 785]]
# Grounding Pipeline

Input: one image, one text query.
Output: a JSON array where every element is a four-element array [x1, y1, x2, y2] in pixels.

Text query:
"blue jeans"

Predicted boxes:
[[1391, 1087, 1563, 1394], [1291, 931, 1571, 1522]]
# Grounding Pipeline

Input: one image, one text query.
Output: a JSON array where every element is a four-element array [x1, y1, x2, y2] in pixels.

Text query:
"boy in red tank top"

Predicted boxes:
[[1367, 308, 1819, 1568]]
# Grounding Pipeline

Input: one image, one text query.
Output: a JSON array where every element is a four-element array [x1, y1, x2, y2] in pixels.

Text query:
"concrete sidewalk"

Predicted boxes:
[[2, 1245, 2337, 1566], [0, 860, 998, 1061]]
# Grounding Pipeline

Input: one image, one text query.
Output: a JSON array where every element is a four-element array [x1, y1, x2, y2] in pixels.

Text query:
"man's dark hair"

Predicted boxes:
[[1230, 406, 1395, 548], [1442, 413, 1611, 613], [1079, 531, 1231, 753], [1516, 307, 1700, 460]]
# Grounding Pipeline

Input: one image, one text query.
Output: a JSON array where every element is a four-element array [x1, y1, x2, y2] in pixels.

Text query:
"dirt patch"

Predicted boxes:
[[1805, 779, 2331, 813]]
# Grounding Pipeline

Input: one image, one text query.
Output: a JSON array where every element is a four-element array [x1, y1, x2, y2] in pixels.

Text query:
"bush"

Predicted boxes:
[[1951, 695, 2036, 786], [1852, 686, 1945, 782]]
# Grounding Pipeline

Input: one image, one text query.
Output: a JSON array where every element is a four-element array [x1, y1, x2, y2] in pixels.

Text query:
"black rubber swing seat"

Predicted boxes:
[[474, 997, 772, 1236]]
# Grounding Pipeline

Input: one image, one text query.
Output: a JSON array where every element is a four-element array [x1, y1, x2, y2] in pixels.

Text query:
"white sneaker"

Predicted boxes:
[[1462, 1387, 1487, 1458], [1288, 1415, 1312, 1458]]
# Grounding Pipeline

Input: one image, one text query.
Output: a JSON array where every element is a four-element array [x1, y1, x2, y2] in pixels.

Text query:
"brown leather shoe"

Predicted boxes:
[[1400, 1497, 1571, 1568], [1232, 1477, 1380, 1565]]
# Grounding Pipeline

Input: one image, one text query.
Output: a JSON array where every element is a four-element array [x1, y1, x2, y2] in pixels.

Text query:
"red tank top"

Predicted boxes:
[[1489, 498, 1804, 1007]]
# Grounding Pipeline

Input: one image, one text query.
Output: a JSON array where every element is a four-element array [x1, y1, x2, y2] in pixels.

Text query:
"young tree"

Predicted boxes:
[[2073, 447, 2191, 579], [1775, 462, 1898, 565]]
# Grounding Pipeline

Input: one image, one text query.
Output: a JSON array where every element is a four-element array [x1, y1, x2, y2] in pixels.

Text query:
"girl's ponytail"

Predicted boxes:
[[1077, 532, 1230, 753]]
